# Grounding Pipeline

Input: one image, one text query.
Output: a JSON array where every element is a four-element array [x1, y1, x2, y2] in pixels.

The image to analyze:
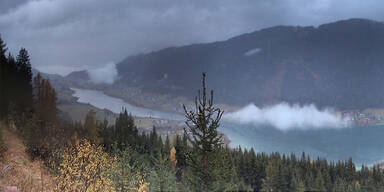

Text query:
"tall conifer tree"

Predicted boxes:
[[16, 48, 33, 112], [183, 73, 224, 191], [114, 109, 138, 150]]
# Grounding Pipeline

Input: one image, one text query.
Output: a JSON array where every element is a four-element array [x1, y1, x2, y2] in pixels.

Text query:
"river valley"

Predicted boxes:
[[72, 88, 384, 168]]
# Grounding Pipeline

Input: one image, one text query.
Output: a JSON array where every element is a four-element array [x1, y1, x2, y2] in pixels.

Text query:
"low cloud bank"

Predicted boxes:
[[225, 103, 350, 131], [87, 62, 118, 84]]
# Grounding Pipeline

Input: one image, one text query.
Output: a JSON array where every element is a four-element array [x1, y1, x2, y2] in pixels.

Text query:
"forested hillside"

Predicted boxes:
[[110, 18, 384, 109], [2, 35, 384, 191]]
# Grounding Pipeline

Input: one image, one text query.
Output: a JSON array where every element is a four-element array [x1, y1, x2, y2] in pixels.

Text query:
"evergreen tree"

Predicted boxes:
[[149, 126, 161, 156], [16, 48, 33, 113], [174, 134, 188, 182], [148, 153, 181, 192], [114, 109, 138, 150], [0, 36, 8, 118], [183, 72, 224, 191], [163, 135, 171, 155], [211, 147, 251, 191], [345, 158, 356, 182], [280, 165, 292, 191], [332, 178, 348, 192], [291, 175, 306, 192], [6, 53, 18, 114], [261, 159, 283, 192], [311, 170, 327, 191], [110, 147, 149, 192]]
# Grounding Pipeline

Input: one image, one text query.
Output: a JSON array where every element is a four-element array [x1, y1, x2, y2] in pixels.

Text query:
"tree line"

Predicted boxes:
[[1, 35, 384, 191], [0, 36, 33, 119]]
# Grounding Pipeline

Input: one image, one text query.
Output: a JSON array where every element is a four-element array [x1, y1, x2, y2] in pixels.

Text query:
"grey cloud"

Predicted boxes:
[[0, 0, 383, 75], [0, 0, 28, 13]]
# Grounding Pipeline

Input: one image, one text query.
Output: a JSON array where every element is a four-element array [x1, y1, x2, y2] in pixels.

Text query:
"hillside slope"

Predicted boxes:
[[0, 125, 54, 191], [111, 18, 384, 109]]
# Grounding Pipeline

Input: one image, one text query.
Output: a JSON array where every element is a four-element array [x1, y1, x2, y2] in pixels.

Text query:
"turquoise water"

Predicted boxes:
[[221, 121, 384, 167], [72, 88, 384, 167]]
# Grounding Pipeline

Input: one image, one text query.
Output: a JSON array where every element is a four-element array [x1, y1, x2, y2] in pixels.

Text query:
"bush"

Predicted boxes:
[[53, 139, 115, 192]]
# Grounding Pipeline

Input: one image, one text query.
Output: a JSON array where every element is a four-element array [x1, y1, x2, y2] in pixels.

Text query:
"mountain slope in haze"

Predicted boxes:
[[70, 18, 384, 109]]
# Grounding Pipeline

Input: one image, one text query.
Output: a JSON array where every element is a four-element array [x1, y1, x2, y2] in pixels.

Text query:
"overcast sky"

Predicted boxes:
[[0, 0, 383, 75]]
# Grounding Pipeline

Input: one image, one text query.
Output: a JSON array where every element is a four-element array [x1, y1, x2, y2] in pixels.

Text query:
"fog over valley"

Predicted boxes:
[[2, 1, 384, 191], [86, 62, 119, 84], [225, 103, 350, 131]]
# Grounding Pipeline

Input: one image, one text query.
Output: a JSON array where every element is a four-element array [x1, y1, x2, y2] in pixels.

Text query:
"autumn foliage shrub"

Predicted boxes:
[[53, 139, 115, 192]]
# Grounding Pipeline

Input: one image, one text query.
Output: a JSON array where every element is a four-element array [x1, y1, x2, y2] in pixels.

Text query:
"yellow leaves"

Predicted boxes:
[[54, 139, 116, 192], [355, 181, 361, 189], [137, 174, 150, 192], [170, 147, 177, 166], [138, 182, 149, 192], [53, 139, 152, 192]]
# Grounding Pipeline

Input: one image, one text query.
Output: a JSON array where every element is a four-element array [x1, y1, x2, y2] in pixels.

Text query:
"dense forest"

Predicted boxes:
[[1, 35, 384, 191]]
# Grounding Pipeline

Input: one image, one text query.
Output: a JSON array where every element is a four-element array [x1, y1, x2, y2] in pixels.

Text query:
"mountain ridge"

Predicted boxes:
[[64, 18, 384, 109]]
